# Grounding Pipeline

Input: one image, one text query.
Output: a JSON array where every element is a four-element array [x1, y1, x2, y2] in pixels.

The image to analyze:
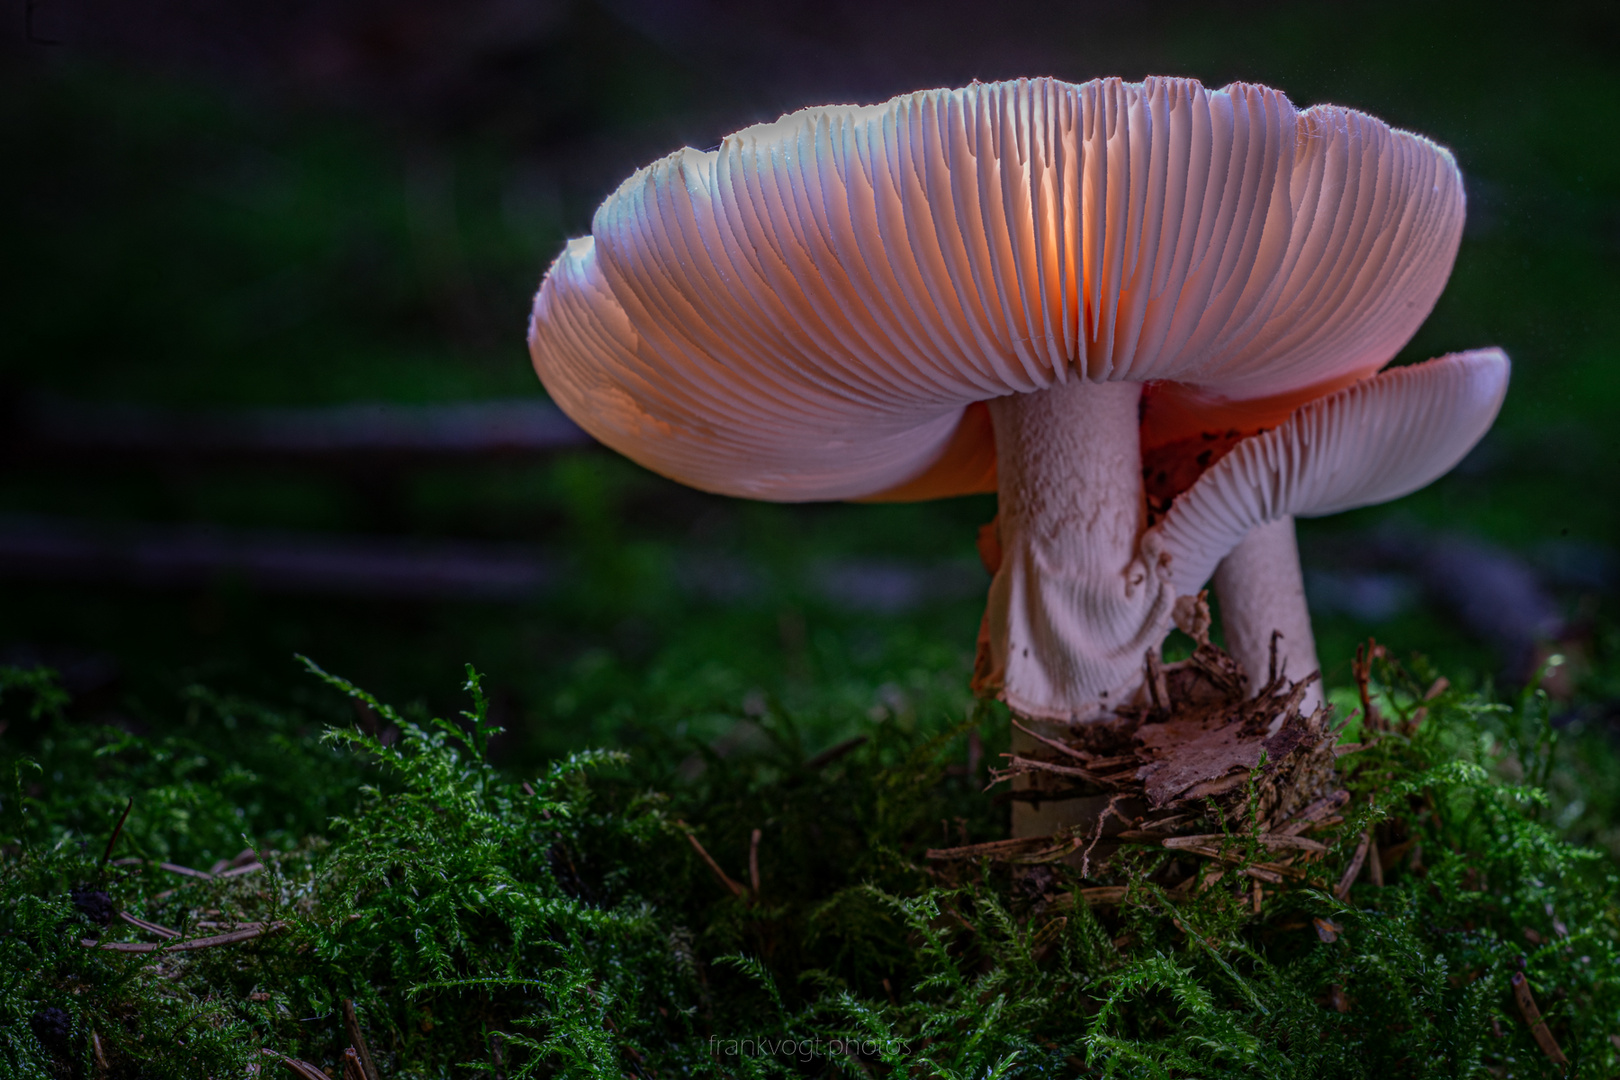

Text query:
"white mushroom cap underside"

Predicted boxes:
[[1155, 348, 1510, 595], [530, 75, 1464, 501]]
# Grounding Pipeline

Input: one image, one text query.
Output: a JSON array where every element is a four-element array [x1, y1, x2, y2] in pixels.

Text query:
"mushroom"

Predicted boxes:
[[1135, 348, 1510, 713], [528, 76, 1503, 741], [1150, 348, 1509, 703]]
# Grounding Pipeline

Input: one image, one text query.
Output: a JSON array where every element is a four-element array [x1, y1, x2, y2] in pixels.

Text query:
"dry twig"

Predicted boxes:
[[1511, 972, 1569, 1068], [805, 735, 867, 769], [100, 798, 134, 867], [1335, 833, 1371, 901], [925, 833, 1084, 864], [342, 999, 382, 1080], [263, 1050, 329, 1080], [677, 824, 746, 898], [83, 921, 285, 953], [748, 828, 762, 902], [118, 911, 179, 939]]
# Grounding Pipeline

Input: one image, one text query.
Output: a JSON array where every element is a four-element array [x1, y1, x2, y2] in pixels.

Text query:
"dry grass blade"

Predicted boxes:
[[82, 940, 163, 953], [1511, 972, 1569, 1067], [82, 921, 285, 953], [119, 911, 179, 939], [194, 920, 266, 930], [1335, 833, 1371, 901], [167, 923, 283, 950]]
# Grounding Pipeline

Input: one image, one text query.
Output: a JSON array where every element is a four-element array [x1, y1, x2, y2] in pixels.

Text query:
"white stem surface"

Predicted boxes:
[[982, 380, 1176, 724], [1212, 516, 1324, 714]]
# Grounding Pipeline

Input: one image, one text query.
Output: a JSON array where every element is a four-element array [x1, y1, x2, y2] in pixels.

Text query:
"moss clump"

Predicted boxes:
[[2, 652, 1617, 1078]]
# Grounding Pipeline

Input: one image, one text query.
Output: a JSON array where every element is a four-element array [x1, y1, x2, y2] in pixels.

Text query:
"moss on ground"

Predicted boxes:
[[2, 653, 1618, 1078]]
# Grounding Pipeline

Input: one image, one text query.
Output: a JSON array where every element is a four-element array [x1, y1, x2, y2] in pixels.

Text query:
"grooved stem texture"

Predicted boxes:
[[981, 380, 1175, 723]]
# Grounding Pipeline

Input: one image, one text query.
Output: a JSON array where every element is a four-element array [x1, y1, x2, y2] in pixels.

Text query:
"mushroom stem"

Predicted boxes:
[[1211, 516, 1324, 714], [980, 379, 1176, 724]]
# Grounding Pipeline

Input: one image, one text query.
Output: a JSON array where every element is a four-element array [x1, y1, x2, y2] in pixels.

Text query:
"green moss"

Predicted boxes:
[[2, 653, 1617, 1077]]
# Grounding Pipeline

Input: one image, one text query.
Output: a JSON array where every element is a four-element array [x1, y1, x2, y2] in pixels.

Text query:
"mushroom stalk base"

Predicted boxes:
[[978, 380, 1175, 723], [1213, 517, 1324, 716], [958, 627, 1348, 873]]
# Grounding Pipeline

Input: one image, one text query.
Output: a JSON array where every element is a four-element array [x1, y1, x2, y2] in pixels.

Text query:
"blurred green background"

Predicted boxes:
[[1, 0, 1616, 771]]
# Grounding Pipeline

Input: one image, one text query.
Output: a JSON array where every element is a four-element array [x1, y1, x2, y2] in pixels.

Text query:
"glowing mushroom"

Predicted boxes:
[[528, 75, 1500, 731]]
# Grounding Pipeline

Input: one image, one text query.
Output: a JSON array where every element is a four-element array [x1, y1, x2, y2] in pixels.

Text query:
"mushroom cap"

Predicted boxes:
[[530, 76, 1464, 502], [1154, 348, 1511, 595]]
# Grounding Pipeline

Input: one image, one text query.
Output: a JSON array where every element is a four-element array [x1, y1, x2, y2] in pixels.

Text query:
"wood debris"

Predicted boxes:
[[976, 602, 1350, 893]]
